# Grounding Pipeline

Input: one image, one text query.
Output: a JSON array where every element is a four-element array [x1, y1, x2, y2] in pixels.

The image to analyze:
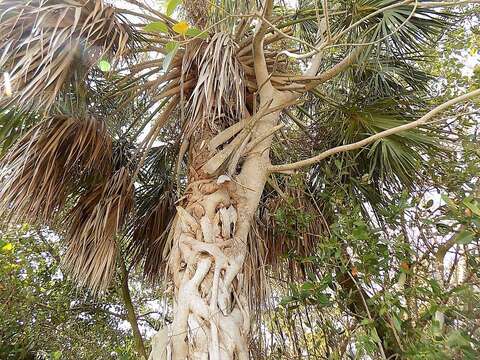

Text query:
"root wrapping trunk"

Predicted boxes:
[[169, 178, 250, 359], [151, 92, 283, 359]]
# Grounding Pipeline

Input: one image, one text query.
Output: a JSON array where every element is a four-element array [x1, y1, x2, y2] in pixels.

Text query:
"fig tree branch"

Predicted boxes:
[[253, 0, 275, 99], [270, 88, 480, 173]]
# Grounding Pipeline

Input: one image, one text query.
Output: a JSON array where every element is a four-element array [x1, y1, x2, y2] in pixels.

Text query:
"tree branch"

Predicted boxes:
[[299, 0, 331, 77], [253, 0, 275, 99], [281, 45, 363, 103], [304, 46, 363, 89], [270, 88, 480, 173], [271, 0, 478, 92], [418, 0, 480, 7], [322, 0, 331, 42], [117, 255, 148, 359]]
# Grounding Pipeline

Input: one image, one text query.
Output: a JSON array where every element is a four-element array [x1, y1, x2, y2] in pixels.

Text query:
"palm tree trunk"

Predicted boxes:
[[164, 104, 282, 359], [168, 179, 250, 359]]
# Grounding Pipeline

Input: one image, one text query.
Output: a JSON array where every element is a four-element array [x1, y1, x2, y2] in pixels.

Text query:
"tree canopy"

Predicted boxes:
[[0, 0, 479, 359]]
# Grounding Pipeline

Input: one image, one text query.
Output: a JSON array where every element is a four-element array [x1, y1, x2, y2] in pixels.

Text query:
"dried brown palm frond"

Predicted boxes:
[[183, 0, 210, 28], [0, 0, 136, 109], [249, 186, 329, 284], [222, 184, 330, 309], [185, 32, 246, 132], [0, 115, 112, 224], [63, 167, 134, 293]]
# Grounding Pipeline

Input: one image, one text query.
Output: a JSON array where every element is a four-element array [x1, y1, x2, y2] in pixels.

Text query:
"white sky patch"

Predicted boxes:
[[119, 319, 133, 331], [461, 52, 480, 76]]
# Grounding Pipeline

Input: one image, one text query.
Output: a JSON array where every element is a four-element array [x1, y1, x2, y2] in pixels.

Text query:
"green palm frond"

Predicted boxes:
[[310, 106, 448, 211], [275, 90, 450, 216], [0, 0, 138, 110], [0, 108, 39, 156], [278, 0, 454, 214], [347, 110, 442, 187], [286, 1, 451, 107], [346, 0, 450, 55], [293, 0, 323, 46], [350, 54, 433, 97], [126, 145, 177, 281]]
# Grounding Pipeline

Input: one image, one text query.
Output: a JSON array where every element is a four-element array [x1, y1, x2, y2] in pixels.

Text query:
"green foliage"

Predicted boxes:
[[0, 227, 138, 359], [273, 139, 480, 358], [98, 60, 112, 73], [166, 0, 182, 17], [144, 21, 169, 34], [274, 197, 313, 240], [0, 0, 478, 359]]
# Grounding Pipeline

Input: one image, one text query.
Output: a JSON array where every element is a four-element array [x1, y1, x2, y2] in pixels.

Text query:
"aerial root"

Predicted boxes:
[[164, 180, 249, 360]]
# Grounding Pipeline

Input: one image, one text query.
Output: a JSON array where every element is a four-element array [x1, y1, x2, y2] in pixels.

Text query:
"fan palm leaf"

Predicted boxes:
[[63, 166, 133, 292], [0, 108, 39, 156], [126, 145, 177, 281], [0, 0, 136, 110], [0, 115, 112, 224]]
